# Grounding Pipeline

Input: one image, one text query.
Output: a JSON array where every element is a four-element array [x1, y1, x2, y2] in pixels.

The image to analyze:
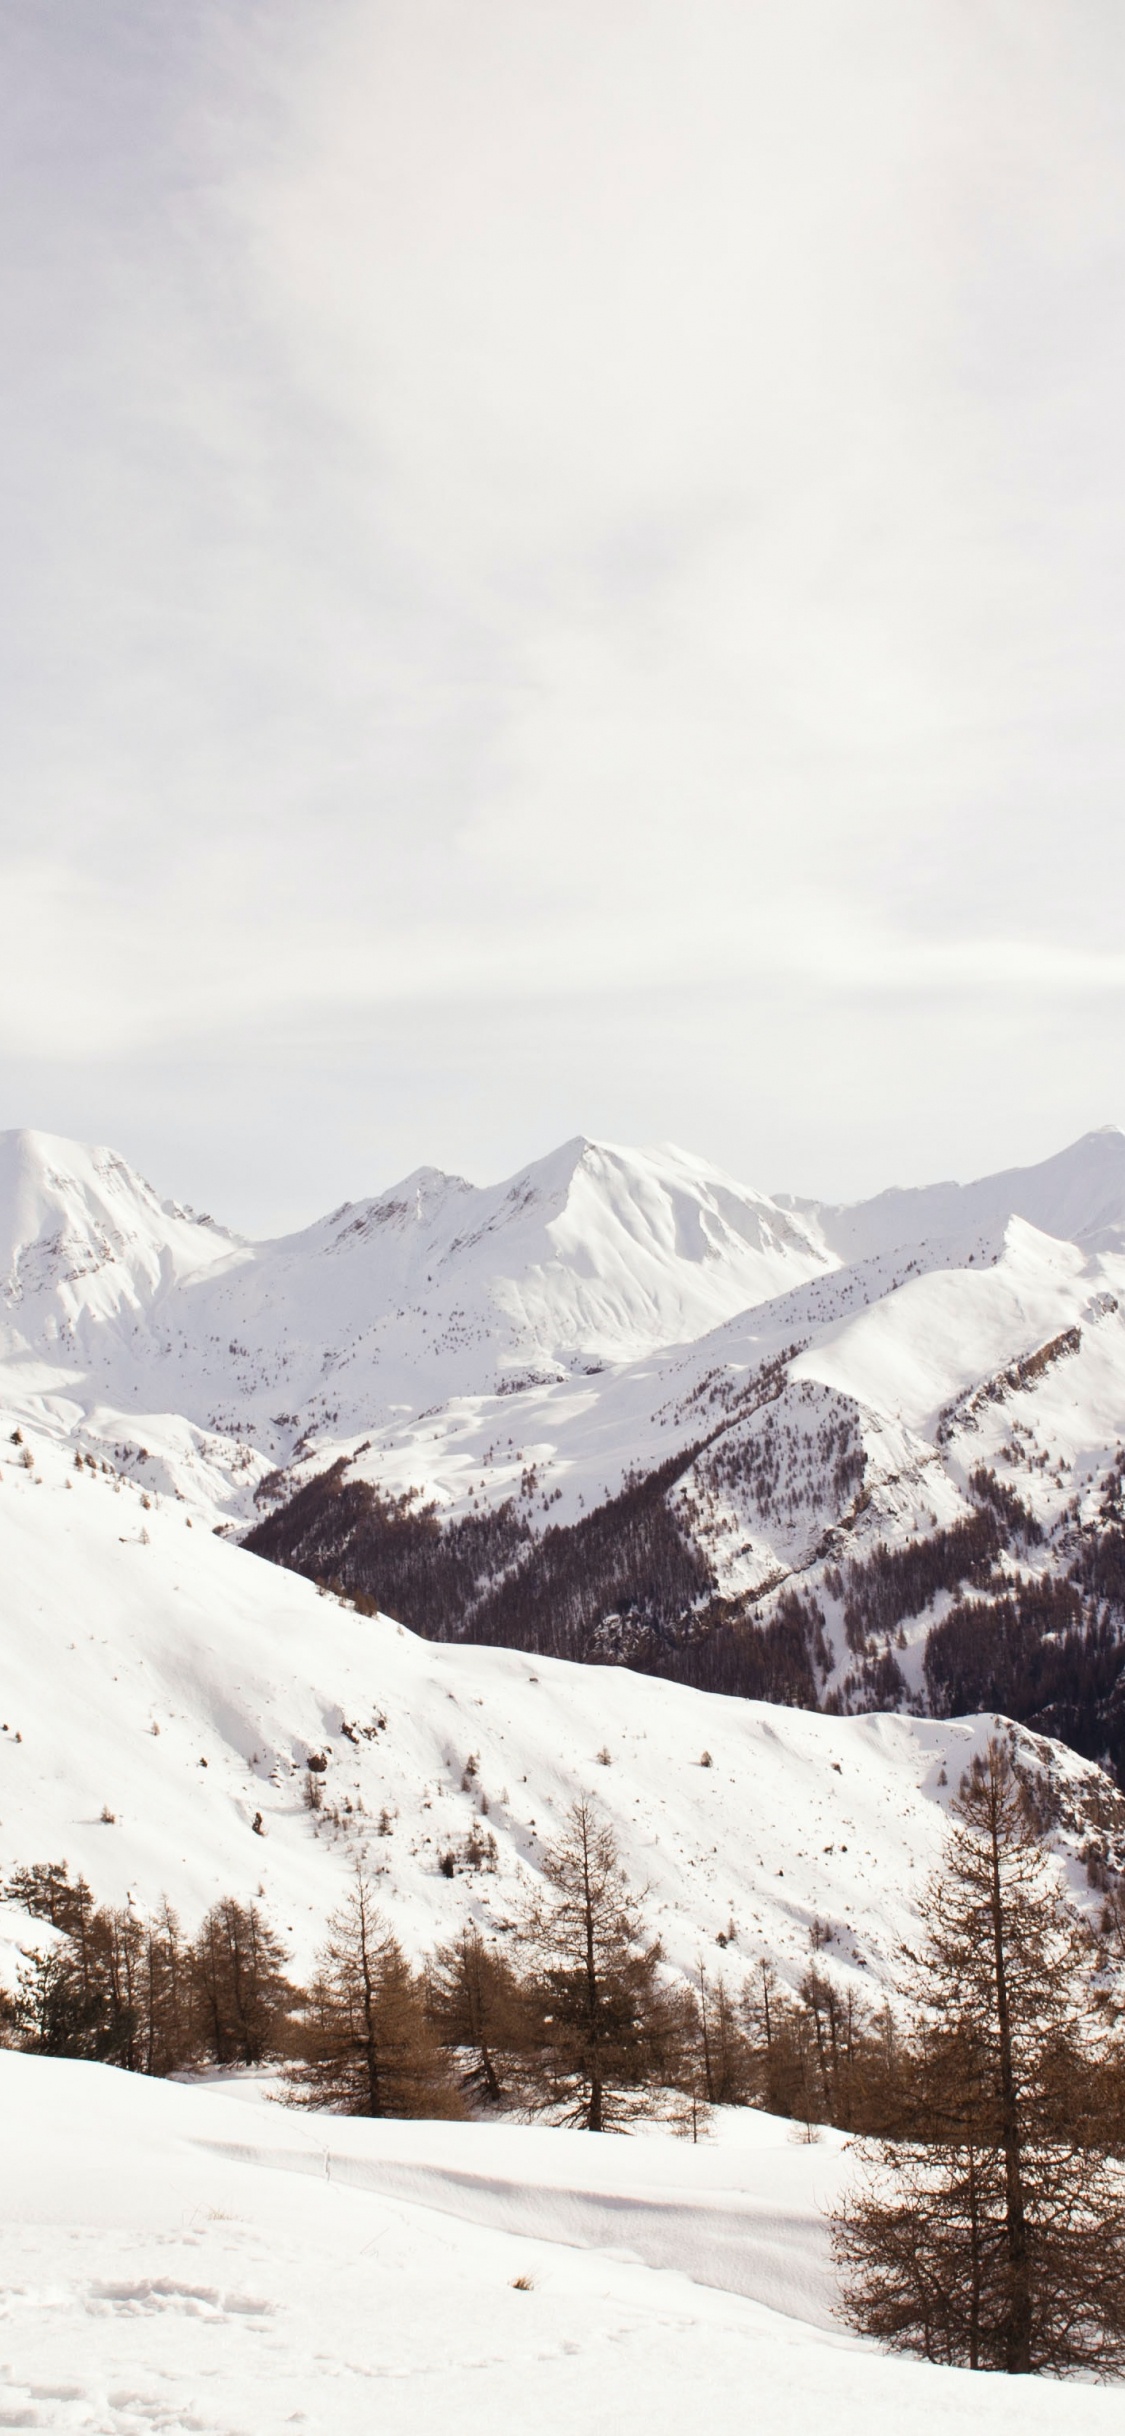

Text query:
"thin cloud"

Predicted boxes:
[[1, 1, 1123, 1211]]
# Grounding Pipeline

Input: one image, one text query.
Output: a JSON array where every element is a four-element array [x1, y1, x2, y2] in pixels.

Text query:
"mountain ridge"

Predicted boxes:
[[780, 1125, 1125, 1265], [6, 1119, 1125, 1777]]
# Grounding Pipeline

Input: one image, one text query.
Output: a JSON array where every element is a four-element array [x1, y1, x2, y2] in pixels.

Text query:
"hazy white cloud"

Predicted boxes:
[[2, 0, 1124, 1217]]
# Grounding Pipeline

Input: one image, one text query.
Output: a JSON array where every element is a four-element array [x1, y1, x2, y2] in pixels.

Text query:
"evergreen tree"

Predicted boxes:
[[11, 1942, 114, 2060], [190, 1899, 294, 2066], [521, 1799, 691, 2130], [694, 1961, 753, 2107], [834, 1737, 1125, 2375], [287, 1863, 461, 2118], [427, 1921, 526, 2106]]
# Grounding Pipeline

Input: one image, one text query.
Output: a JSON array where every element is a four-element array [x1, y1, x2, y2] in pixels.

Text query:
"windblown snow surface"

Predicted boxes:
[[0, 2053, 1121, 2436]]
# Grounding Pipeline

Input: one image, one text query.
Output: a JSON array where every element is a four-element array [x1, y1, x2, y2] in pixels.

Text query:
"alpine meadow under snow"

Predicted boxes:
[[5, 1123, 1125, 2420]]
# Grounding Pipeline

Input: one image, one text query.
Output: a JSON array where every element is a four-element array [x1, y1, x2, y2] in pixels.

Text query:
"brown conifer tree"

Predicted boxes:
[[6, 1867, 285, 2074], [743, 1957, 819, 2126], [694, 1961, 753, 2107], [834, 1737, 1125, 2375], [521, 1798, 692, 2130], [287, 1862, 461, 2118], [190, 1898, 294, 2067], [141, 1901, 196, 2076], [97, 1906, 146, 2070], [427, 1921, 526, 2106]]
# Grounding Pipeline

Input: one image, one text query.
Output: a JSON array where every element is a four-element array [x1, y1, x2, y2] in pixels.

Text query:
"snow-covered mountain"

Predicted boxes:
[[0, 1127, 244, 1337], [236, 1129, 1125, 1780], [0, 1128, 830, 1492], [783, 1124, 1125, 1266], [0, 1429, 1116, 2004], [7, 1119, 1124, 1518], [6, 1119, 1125, 1784]]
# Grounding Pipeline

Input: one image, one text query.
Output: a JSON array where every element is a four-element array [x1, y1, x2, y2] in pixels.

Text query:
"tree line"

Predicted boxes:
[[1, 1867, 292, 2075], [6, 1753, 1125, 2376], [0, 1805, 911, 2134]]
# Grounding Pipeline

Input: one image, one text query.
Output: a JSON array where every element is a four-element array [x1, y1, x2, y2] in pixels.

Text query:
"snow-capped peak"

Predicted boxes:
[[0, 1128, 243, 1334]]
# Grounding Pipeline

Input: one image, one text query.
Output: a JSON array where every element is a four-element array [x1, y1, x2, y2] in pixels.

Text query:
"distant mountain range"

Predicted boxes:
[[5, 1122, 1125, 1778]]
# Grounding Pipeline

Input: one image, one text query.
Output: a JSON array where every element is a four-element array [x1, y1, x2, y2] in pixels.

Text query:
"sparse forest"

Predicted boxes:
[[7, 1755, 1125, 2379], [0, 1807, 937, 2138]]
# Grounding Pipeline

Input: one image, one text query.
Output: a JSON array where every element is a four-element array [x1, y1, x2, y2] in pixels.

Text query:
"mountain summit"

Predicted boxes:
[[2, 1123, 1122, 1480], [0, 1129, 833, 1455], [5, 1119, 1125, 1779], [0, 1128, 242, 1338]]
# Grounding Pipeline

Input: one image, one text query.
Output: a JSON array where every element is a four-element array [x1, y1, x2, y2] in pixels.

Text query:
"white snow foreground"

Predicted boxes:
[[0, 1432, 1105, 1992], [0, 2053, 1117, 2436]]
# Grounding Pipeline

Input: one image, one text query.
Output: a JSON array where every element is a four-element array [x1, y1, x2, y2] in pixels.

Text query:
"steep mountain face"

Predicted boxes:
[[244, 1170, 1125, 1782]]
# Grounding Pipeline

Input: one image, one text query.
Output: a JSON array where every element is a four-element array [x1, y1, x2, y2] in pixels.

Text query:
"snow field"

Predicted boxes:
[[0, 2053, 1119, 2435]]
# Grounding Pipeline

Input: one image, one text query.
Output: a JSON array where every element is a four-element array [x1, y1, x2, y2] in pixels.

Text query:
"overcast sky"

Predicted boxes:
[[2, 1, 1124, 1230]]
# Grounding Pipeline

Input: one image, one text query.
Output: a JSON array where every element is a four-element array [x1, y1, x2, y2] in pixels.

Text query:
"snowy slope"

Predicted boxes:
[[666, 1212, 1125, 1590], [4, 2054, 1116, 2436], [0, 1428, 1111, 1999]]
